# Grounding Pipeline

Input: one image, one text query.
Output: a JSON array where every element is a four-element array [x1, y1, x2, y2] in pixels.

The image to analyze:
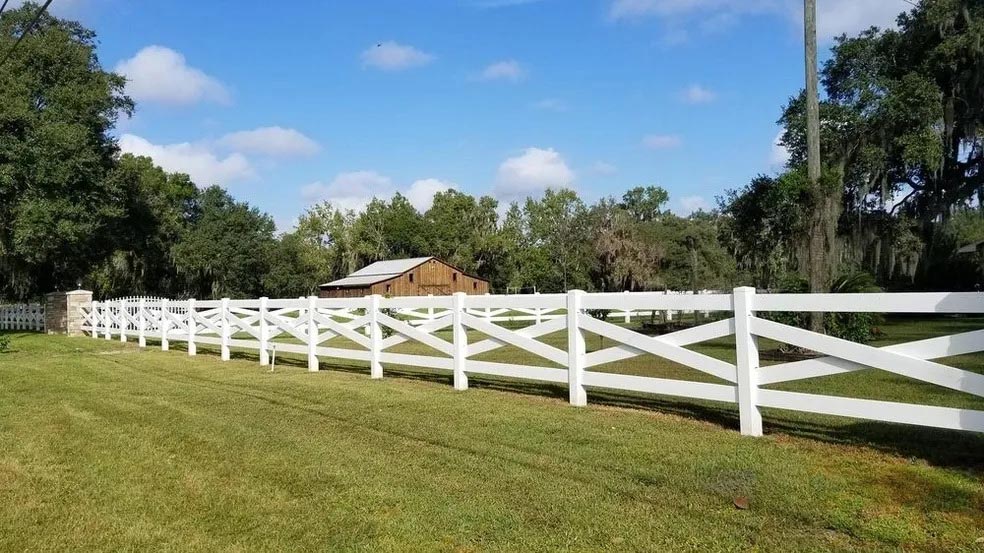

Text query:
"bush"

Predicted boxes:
[[584, 308, 611, 321], [0, 334, 10, 353], [766, 271, 882, 344], [379, 307, 396, 339]]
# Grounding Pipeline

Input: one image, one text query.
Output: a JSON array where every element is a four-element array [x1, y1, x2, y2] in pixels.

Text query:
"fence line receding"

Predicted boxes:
[[79, 289, 984, 436]]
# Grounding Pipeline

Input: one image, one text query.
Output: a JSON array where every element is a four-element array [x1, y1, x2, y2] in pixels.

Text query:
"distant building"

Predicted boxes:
[[319, 257, 490, 298]]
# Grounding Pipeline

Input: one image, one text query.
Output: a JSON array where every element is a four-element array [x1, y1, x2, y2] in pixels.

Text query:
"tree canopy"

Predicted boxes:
[[2, 0, 983, 303]]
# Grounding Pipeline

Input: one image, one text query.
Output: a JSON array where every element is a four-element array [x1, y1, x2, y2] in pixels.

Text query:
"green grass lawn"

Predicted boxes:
[[1, 322, 983, 551]]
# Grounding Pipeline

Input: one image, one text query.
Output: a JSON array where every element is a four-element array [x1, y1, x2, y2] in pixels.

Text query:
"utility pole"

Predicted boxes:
[[804, 0, 821, 182], [804, 0, 824, 333]]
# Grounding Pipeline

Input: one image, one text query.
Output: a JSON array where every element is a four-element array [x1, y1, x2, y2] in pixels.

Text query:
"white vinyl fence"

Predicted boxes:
[[1, 303, 44, 331], [79, 289, 984, 436], [109, 296, 187, 332]]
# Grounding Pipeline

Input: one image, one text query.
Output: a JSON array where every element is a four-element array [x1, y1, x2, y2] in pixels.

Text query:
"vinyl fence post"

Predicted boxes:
[[566, 289, 587, 407], [160, 298, 170, 351], [118, 300, 128, 343], [734, 287, 763, 437], [452, 292, 468, 391], [623, 290, 631, 323], [138, 298, 146, 348], [187, 298, 197, 356], [259, 297, 269, 366], [368, 294, 383, 379], [221, 297, 231, 361], [307, 295, 319, 372], [665, 290, 673, 322], [534, 291, 542, 325], [91, 301, 100, 338], [103, 301, 112, 340]]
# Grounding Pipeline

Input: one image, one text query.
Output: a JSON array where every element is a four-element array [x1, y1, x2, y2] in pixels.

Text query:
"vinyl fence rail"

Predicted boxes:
[[1, 303, 44, 331], [79, 289, 984, 436]]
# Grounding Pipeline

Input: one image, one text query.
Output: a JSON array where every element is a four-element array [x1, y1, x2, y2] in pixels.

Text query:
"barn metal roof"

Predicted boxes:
[[957, 240, 983, 254], [349, 257, 433, 277], [319, 257, 434, 288]]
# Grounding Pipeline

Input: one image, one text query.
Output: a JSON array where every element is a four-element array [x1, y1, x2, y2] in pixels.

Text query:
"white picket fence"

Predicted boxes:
[[108, 296, 186, 332], [79, 289, 984, 436], [0, 303, 44, 331]]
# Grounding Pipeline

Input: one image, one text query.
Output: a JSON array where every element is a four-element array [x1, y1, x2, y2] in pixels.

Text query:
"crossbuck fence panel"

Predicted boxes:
[[79, 289, 984, 436], [0, 303, 44, 331]]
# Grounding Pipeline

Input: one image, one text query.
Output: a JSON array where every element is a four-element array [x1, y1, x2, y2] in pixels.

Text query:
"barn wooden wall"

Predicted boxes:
[[319, 286, 371, 299], [320, 259, 490, 298]]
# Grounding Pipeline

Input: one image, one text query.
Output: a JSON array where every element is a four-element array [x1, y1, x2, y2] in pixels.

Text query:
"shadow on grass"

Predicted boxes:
[[165, 342, 984, 472]]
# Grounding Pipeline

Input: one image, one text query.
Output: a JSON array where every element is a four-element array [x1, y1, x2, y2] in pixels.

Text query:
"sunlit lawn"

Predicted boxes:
[[1, 316, 982, 551]]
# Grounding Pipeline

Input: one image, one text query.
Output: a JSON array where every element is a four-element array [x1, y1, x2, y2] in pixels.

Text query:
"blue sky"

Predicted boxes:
[[47, 0, 910, 229]]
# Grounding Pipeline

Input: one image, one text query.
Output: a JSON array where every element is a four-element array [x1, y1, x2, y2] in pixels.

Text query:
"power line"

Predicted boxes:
[[0, 0, 11, 18], [0, 0, 55, 68]]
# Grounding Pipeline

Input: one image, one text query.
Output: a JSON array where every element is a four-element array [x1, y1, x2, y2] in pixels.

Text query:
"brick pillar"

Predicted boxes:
[[45, 290, 93, 336]]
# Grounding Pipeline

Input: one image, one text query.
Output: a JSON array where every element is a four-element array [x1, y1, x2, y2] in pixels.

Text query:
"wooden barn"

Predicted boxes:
[[319, 257, 490, 298]]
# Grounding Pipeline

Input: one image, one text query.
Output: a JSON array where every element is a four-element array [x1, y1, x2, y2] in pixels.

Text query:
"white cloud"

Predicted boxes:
[[217, 127, 320, 158], [495, 147, 575, 200], [608, 0, 910, 41], [682, 83, 716, 104], [642, 134, 682, 150], [532, 98, 568, 112], [589, 161, 618, 175], [301, 171, 393, 212], [301, 172, 455, 213], [406, 179, 458, 212], [810, 0, 909, 40], [119, 134, 254, 187], [361, 41, 434, 71], [115, 46, 229, 106], [477, 60, 526, 82], [769, 130, 791, 168], [678, 195, 710, 215], [273, 216, 298, 235]]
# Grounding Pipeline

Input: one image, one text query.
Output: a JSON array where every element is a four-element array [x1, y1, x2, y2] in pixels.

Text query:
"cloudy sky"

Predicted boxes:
[[58, 0, 909, 228]]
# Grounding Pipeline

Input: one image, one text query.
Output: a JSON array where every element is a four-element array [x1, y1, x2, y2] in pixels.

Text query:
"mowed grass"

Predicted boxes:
[[1, 323, 983, 552]]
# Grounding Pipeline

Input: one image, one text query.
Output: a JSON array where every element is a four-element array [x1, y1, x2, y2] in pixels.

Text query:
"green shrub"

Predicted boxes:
[[379, 307, 396, 339], [0, 334, 10, 353], [766, 271, 882, 344], [584, 308, 611, 321]]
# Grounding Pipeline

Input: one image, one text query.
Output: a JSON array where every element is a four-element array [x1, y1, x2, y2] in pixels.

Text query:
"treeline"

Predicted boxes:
[[2, 2, 983, 302], [756, 1, 984, 295]]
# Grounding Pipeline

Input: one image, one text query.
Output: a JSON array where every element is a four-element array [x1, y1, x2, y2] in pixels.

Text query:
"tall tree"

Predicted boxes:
[[721, 171, 812, 290], [521, 189, 594, 292], [171, 187, 275, 299], [591, 198, 663, 291], [88, 154, 196, 297], [423, 190, 505, 283], [0, 4, 132, 298], [620, 185, 669, 222]]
